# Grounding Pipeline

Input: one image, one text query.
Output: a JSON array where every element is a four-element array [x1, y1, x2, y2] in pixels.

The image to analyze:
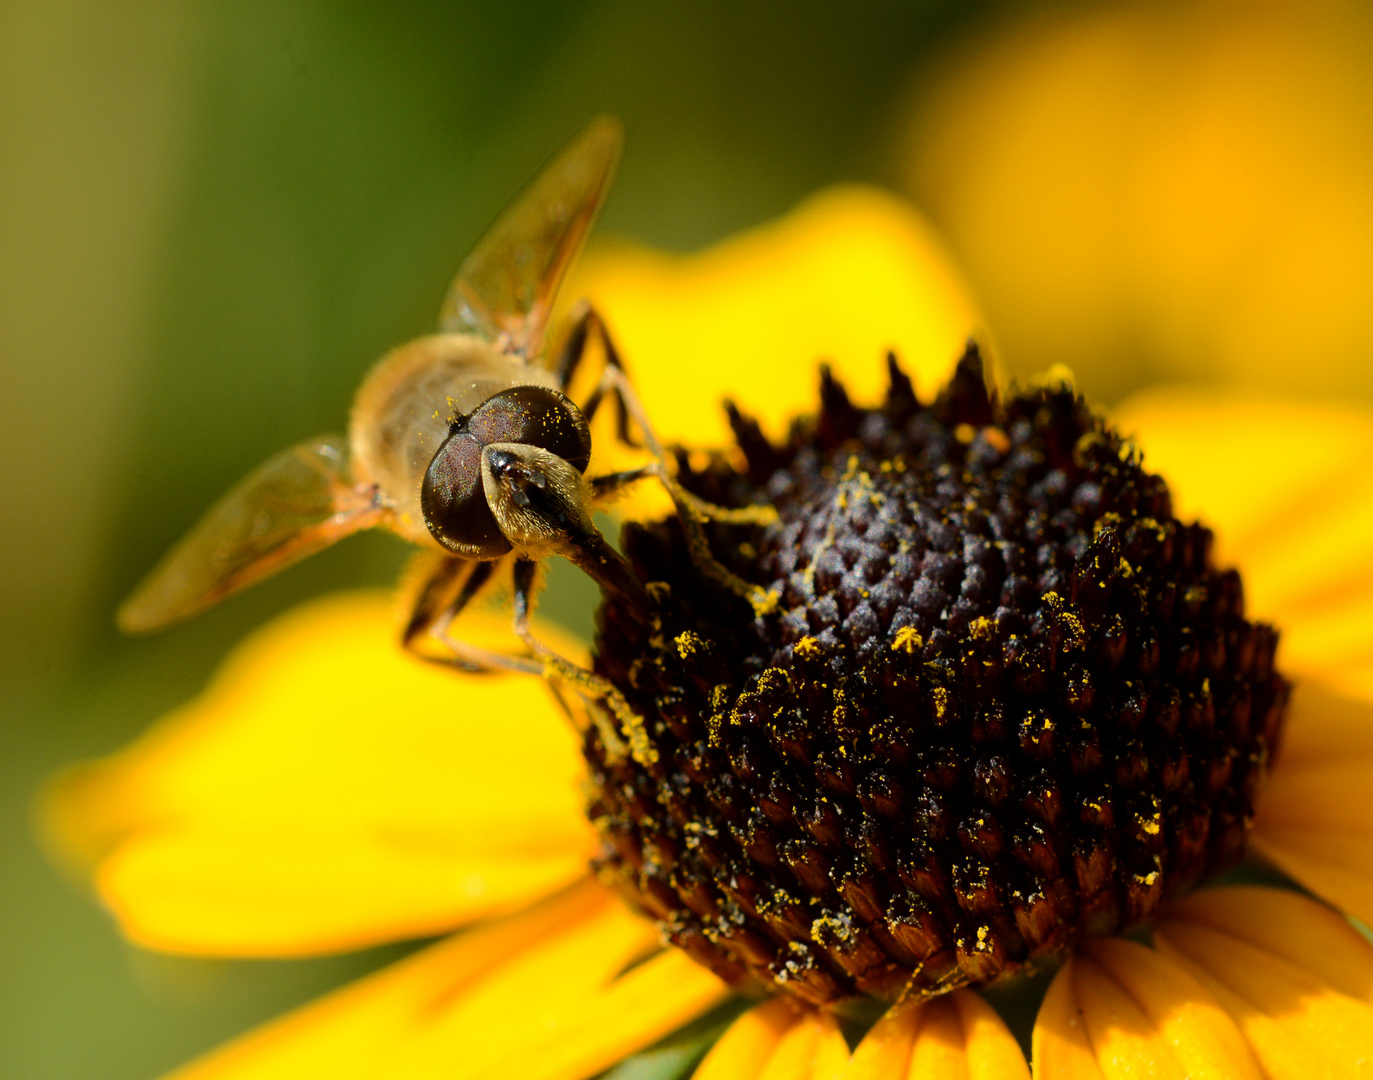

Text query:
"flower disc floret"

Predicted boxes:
[[587, 347, 1290, 1006]]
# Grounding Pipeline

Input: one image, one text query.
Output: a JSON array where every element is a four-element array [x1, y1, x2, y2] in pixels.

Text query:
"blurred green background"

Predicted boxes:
[[4, 1, 1373, 1076]]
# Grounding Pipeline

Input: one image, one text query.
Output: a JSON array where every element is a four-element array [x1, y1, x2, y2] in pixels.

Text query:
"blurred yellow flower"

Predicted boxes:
[[902, 0, 1373, 405], [41, 185, 1373, 1079]]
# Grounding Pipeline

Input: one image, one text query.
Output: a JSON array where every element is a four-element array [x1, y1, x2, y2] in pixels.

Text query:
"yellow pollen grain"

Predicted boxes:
[[969, 616, 994, 641], [954, 422, 976, 444], [892, 626, 924, 653], [618, 710, 658, 767], [675, 630, 705, 659], [794, 636, 823, 660], [749, 588, 781, 618], [931, 685, 950, 719]]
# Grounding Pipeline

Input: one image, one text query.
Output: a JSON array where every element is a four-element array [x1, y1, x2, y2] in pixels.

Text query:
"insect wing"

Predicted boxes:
[[117, 435, 383, 633], [438, 116, 623, 361]]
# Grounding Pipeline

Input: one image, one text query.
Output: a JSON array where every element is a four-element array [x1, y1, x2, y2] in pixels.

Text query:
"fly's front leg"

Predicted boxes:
[[562, 304, 778, 613], [509, 558, 653, 766], [581, 352, 780, 616]]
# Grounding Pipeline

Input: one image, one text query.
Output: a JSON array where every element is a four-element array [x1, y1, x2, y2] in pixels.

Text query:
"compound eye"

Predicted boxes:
[[420, 430, 512, 558], [468, 386, 592, 473]]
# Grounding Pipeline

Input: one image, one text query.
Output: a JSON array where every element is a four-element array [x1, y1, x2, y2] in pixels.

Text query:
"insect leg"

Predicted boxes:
[[555, 301, 638, 448], [570, 306, 776, 524], [583, 358, 781, 616], [509, 558, 650, 766], [589, 465, 655, 503], [402, 556, 542, 676], [402, 555, 490, 646]]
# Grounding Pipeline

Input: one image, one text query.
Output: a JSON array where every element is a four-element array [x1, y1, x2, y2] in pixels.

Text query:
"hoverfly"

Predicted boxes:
[[118, 117, 772, 723]]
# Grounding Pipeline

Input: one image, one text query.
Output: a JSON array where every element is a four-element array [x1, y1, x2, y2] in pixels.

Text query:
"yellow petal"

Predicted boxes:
[[1032, 960, 1106, 1080], [693, 1002, 848, 1080], [1032, 939, 1260, 1080], [1155, 886, 1373, 1079], [94, 828, 590, 956], [902, 3, 1373, 405], [1111, 390, 1373, 694], [163, 877, 725, 1080], [570, 185, 984, 453], [844, 1002, 920, 1080], [1157, 887, 1373, 1001], [1081, 938, 1260, 1080], [40, 591, 595, 955], [950, 991, 1033, 1080], [1251, 684, 1373, 929], [757, 1010, 850, 1080], [846, 992, 1028, 1080], [161, 877, 608, 1079], [693, 999, 799, 1080]]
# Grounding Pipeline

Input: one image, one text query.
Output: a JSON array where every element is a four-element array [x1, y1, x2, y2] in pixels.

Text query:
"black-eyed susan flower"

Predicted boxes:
[[41, 187, 1373, 1079]]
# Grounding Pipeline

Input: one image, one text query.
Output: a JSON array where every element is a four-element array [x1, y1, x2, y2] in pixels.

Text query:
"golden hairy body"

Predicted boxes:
[[350, 334, 563, 548]]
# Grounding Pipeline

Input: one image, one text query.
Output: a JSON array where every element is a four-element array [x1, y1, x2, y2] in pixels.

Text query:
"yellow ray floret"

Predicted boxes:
[[1033, 937, 1262, 1080], [1250, 684, 1373, 931], [1154, 886, 1373, 1079], [161, 878, 727, 1080], [568, 185, 984, 454], [39, 591, 595, 955], [845, 990, 1028, 1080], [693, 999, 848, 1080]]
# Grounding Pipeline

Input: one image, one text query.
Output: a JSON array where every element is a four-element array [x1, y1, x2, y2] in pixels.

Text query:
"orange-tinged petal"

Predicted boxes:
[[757, 1010, 849, 1080], [1033, 939, 1260, 1080], [1252, 685, 1373, 929], [384, 921, 728, 1080], [950, 990, 1032, 1080], [487, 948, 727, 1080], [1081, 938, 1260, 1080], [847, 992, 1027, 1080], [1033, 960, 1106, 1080], [844, 1002, 920, 1079], [571, 185, 983, 454], [1156, 887, 1373, 1079], [165, 877, 726, 1080], [913, 993, 1030, 1080], [1158, 887, 1373, 1001], [40, 591, 595, 955], [694, 999, 799, 1080], [161, 877, 613, 1079]]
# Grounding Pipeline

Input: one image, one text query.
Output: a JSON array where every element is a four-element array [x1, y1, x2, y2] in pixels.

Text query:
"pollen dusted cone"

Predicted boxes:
[[586, 346, 1290, 1006]]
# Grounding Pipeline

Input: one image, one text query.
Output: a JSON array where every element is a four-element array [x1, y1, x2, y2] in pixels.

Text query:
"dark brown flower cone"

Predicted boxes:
[[586, 346, 1289, 1006]]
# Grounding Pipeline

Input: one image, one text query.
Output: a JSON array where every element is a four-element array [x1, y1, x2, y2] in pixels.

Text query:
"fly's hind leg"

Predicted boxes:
[[509, 558, 649, 766], [400, 554, 541, 676]]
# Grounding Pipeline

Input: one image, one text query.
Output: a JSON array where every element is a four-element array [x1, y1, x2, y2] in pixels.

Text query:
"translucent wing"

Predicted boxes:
[[438, 115, 623, 362], [117, 435, 383, 633]]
